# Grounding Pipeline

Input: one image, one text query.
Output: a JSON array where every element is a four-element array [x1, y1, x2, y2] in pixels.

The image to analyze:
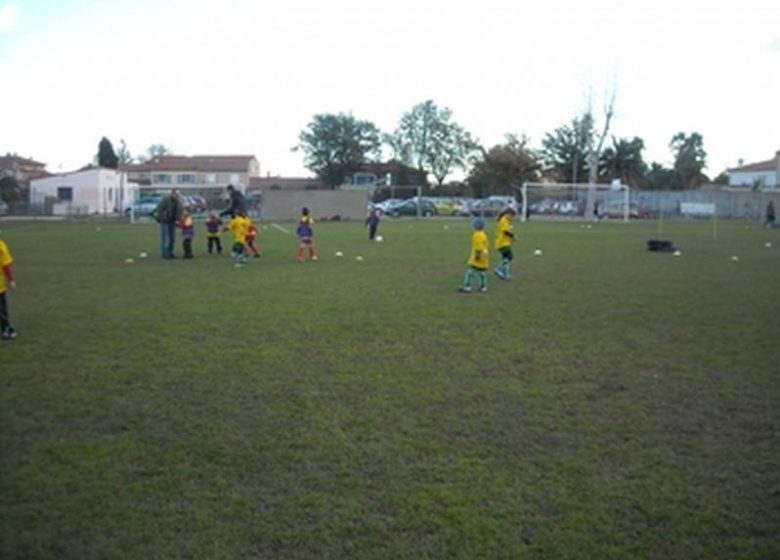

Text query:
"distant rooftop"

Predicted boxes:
[[123, 155, 258, 173]]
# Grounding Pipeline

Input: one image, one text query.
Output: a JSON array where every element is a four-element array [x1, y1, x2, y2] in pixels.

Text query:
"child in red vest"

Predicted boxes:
[[245, 222, 262, 258]]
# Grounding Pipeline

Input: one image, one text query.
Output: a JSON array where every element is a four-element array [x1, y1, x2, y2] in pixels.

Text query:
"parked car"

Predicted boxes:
[[601, 201, 649, 219], [429, 197, 460, 216], [373, 198, 404, 215], [124, 195, 163, 217], [528, 199, 557, 214], [470, 197, 516, 217], [391, 198, 438, 217], [183, 194, 208, 213]]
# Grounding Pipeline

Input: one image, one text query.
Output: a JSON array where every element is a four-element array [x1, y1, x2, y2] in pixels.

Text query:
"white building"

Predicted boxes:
[[30, 167, 134, 215], [728, 151, 780, 190]]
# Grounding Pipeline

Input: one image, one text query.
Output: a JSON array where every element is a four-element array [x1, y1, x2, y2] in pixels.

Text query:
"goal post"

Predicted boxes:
[[519, 182, 631, 222]]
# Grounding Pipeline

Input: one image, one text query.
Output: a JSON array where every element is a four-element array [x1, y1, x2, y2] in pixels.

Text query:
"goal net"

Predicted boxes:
[[519, 182, 631, 222]]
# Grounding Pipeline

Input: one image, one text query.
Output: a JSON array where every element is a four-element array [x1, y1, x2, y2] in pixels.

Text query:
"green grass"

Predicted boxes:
[[1, 217, 778, 559]]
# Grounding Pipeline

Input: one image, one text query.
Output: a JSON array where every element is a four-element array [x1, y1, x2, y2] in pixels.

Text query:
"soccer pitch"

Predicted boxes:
[[1, 218, 778, 559]]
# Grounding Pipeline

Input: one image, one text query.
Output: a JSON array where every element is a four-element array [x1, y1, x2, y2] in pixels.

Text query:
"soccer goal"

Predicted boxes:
[[519, 182, 631, 222]]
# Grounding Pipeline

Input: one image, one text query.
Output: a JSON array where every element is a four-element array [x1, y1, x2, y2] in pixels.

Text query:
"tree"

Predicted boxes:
[[468, 134, 540, 198], [670, 132, 708, 188], [644, 162, 678, 190], [389, 100, 478, 186], [0, 176, 24, 202], [599, 136, 648, 187], [97, 137, 119, 169], [116, 139, 133, 166], [540, 118, 589, 183], [137, 144, 173, 163], [297, 113, 381, 189]]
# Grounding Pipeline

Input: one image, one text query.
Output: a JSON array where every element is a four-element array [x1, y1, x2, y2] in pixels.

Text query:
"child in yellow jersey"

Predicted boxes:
[[228, 212, 251, 266], [494, 207, 516, 280], [459, 218, 489, 293], [0, 239, 18, 339]]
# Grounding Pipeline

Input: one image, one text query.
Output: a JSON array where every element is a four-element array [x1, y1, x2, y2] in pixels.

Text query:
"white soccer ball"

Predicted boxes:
[[335, 251, 343, 257], [355, 255, 364, 261], [731, 255, 739, 261], [534, 249, 543, 256], [673, 250, 681, 257], [139, 251, 148, 259], [375, 235, 383, 242], [766, 242, 772, 248]]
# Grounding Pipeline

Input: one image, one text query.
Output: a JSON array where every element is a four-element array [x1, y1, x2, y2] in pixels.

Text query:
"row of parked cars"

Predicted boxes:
[[372, 196, 518, 217], [124, 194, 209, 217]]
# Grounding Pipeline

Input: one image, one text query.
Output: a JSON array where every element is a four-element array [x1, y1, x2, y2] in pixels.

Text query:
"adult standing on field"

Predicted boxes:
[[219, 184, 247, 219], [765, 200, 775, 228], [152, 189, 182, 259]]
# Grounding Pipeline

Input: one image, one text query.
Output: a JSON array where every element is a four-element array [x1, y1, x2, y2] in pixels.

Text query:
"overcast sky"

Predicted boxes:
[[1, 0, 778, 178]]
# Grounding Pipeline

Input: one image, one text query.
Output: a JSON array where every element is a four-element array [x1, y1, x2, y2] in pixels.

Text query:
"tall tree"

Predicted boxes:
[[97, 137, 119, 169], [599, 136, 648, 187], [468, 134, 540, 198], [582, 88, 616, 216], [670, 132, 708, 188], [116, 139, 133, 166], [390, 99, 477, 186], [297, 113, 381, 189], [540, 118, 588, 183]]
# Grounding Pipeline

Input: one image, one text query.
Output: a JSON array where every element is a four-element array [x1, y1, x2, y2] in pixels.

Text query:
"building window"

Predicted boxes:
[[108, 187, 114, 202], [152, 174, 172, 184], [57, 186, 73, 201], [229, 174, 240, 184], [177, 174, 196, 184], [205, 174, 216, 184]]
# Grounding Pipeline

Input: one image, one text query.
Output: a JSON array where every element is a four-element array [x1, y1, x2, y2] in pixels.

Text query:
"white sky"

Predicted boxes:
[[1, 0, 778, 177]]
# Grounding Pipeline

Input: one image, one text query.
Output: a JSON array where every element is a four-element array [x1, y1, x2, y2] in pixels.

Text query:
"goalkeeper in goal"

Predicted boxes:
[[494, 207, 516, 280]]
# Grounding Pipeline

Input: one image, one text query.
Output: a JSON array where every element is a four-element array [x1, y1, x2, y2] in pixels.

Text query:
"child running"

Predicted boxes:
[[493, 207, 516, 279], [228, 212, 251, 267], [459, 218, 489, 293], [296, 207, 318, 263], [205, 211, 223, 255], [177, 208, 195, 259], [245, 221, 262, 258], [0, 238, 18, 339]]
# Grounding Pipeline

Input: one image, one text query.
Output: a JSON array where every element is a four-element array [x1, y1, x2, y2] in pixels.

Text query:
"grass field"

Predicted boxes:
[[1, 216, 778, 559]]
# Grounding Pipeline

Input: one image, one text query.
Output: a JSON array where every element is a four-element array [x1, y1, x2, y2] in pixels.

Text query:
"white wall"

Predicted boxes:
[[31, 168, 129, 214]]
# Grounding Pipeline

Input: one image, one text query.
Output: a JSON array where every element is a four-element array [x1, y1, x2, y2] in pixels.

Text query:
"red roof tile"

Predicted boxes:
[[123, 155, 257, 173]]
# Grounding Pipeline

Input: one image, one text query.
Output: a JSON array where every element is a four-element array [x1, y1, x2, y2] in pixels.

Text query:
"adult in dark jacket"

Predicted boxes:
[[152, 190, 182, 259], [219, 184, 247, 218]]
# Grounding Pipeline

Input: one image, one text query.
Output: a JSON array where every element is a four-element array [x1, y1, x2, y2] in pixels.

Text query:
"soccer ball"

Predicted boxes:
[[335, 251, 344, 257], [355, 255, 364, 261], [673, 250, 681, 257], [139, 251, 148, 259], [766, 242, 773, 248], [730, 255, 739, 261], [124, 257, 134, 264], [534, 249, 543, 256], [376, 236, 383, 242]]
